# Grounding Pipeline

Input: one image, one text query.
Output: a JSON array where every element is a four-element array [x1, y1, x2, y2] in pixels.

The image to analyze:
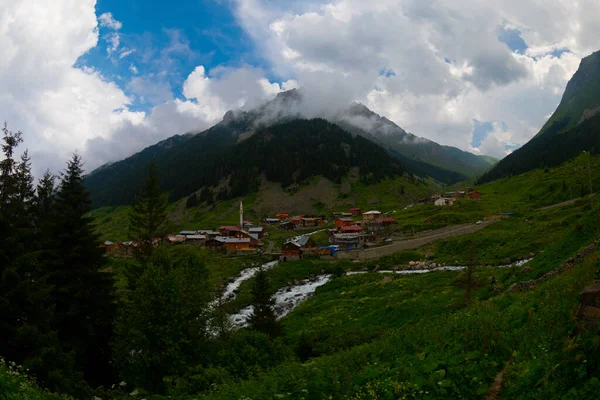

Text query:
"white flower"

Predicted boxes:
[[119, 381, 127, 387], [130, 389, 139, 396]]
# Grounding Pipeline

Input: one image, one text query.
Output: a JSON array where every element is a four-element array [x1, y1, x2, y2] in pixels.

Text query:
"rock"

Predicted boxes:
[[529, 252, 535, 258], [521, 266, 532, 274], [340, 291, 347, 296], [320, 269, 326, 274], [579, 283, 600, 307], [506, 283, 520, 293], [503, 258, 511, 265], [362, 267, 368, 271], [381, 276, 393, 283], [373, 265, 381, 272]]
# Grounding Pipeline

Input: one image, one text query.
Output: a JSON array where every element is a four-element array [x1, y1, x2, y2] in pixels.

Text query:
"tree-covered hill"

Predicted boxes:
[[85, 118, 405, 207]]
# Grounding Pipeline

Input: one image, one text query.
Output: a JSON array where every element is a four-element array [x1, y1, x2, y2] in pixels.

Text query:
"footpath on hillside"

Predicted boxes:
[[336, 219, 498, 260]]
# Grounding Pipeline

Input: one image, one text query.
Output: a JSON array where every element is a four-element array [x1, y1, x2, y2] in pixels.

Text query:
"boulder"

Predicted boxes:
[[520, 266, 532, 274], [529, 252, 535, 258], [381, 276, 393, 283], [506, 283, 520, 293], [503, 258, 511, 265]]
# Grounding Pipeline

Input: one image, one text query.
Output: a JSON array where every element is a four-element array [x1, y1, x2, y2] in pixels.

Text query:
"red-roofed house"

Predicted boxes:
[[335, 217, 354, 228], [348, 207, 362, 216]]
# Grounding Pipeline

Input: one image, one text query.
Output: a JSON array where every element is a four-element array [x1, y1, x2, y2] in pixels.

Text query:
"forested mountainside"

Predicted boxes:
[[85, 119, 405, 207], [85, 90, 496, 208], [480, 49, 600, 183]]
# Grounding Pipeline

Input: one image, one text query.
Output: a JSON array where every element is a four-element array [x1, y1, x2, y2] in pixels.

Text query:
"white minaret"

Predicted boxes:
[[239, 199, 244, 228]]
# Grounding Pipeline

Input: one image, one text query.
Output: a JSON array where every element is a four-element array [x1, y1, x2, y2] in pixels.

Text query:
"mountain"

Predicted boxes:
[[479, 50, 600, 183], [334, 103, 498, 177], [85, 90, 497, 207], [85, 119, 406, 207]]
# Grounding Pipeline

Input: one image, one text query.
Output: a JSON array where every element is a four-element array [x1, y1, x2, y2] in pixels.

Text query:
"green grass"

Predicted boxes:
[[202, 251, 600, 399], [0, 358, 71, 400]]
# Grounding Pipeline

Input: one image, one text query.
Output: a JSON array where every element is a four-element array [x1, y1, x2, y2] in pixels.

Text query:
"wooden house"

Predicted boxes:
[[224, 238, 251, 251], [348, 207, 362, 216], [219, 226, 242, 237], [362, 210, 382, 223], [248, 226, 265, 239], [335, 217, 354, 228], [340, 225, 363, 233], [467, 191, 481, 200], [206, 237, 226, 249], [281, 236, 315, 258]]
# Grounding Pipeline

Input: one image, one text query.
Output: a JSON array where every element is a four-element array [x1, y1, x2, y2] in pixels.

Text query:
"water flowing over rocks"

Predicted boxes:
[[220, 260, 278, 302], [229, 275, 332, 327]]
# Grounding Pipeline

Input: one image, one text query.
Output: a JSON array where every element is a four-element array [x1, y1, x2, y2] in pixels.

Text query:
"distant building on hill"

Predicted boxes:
[[434, 197, 455, 206], [467, 191, 481, 200], [335, 217, 354, 228], [362, 210, 382, 223], [348, 207, 362, 216], [282, 235, 316, 259]]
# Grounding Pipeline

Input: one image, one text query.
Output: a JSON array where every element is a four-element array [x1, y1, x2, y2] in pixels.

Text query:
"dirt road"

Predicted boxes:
[[336, 219, 498, 260]]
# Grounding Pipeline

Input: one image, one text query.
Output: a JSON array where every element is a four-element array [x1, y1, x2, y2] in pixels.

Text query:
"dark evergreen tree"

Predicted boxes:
[[0, 125, 72, 393], [113, 249, 213, 393], [129, 159, 168, 269], [248, 268, 279, 338], [48, 154, 116, 389]]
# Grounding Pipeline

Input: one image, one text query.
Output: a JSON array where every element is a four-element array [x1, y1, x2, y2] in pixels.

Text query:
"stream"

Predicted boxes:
[[225, 258, 534, 327]]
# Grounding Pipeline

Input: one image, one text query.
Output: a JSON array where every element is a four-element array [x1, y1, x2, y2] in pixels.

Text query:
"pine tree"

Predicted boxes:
[[248, 268, 279, 338], [0, 125, 69, 392], [114, 249, 213, 393], [129, 159, 168, 268], [48, 154, 116, 388]]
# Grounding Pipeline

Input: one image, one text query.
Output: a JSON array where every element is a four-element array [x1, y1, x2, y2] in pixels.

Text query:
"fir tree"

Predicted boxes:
[[129, 159, 168, 266], [48, 154, 116, 388], [248, 268, 279, 338], [114, 249, 213, 393]]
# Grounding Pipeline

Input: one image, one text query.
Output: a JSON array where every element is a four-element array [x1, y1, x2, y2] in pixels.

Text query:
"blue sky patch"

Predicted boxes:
[[471, 119, 494, 148], [497, 27, 528, 54]]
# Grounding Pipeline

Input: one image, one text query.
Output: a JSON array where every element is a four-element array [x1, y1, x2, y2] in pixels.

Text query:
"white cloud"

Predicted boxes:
[[232, 0, 599, 156], [129, 63, 139, 74], [0, 0, 285, 176], [119, 48, 135, 59], [98, 12, 122, 30]]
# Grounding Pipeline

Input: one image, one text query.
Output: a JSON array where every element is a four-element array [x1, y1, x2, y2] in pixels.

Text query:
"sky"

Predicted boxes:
[[1, 0, 599, 176]]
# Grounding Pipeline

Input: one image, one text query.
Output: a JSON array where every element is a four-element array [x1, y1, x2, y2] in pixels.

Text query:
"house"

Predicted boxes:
[[206, 236, 226, 249], [263, 218, 280, 225], [330, 233, 366, 249], [362, 210, 382, 223], [242, 220, 254, 229], [349, 207, 362, 216], [280, 221, 296, 230], [166, 234, 187, 244], [340, 225, 363, 233], [467, 191, 482, 200], [98, 240, 120, 252], [248, 226, 265, 239], [276, 213, 289, 220], [179, 230, 197, 236], [219, 226, 242, 237], [457, 190, 466, 198], [281, 235, 316, 258], [302, 217, 321, 227], [335, 217, 355, 228], [289, 216, 303, 226], [369, 217, 397, 230], [224, 238, 251, 251], [434, 197, 455, 206], [431, 193, 441, 200], [198, 230, 220, 239], [184, 234, 206, 244]]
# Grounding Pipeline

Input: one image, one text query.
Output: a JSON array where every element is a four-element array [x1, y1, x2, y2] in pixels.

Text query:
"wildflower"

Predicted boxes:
[[130, 389, 139, 396], [438, 381, 443, 385], [119, 381, 127, 387]]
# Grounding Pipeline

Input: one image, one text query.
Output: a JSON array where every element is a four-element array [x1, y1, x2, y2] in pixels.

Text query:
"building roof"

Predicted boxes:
[[220, 225, 241, 231], [349, 207, 362, 211], [341, 225, 363, 232], [248, 227, 264, 232], [198, 230, 219, 235], [185, 235, 206, 240], [225, 238, 251, 244], [168, 235, 186, 242], [103, 240, 114, 245], [249, 233, 260, 240], [363, 210, 381, 215], [336, 217, 354, 222], [179, 230, 197, 235], [296, 235, 313, 246], [265, 218, 280, 222]]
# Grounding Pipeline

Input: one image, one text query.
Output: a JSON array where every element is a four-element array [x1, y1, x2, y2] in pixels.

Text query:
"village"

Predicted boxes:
[[100, 187, 484, 260]]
